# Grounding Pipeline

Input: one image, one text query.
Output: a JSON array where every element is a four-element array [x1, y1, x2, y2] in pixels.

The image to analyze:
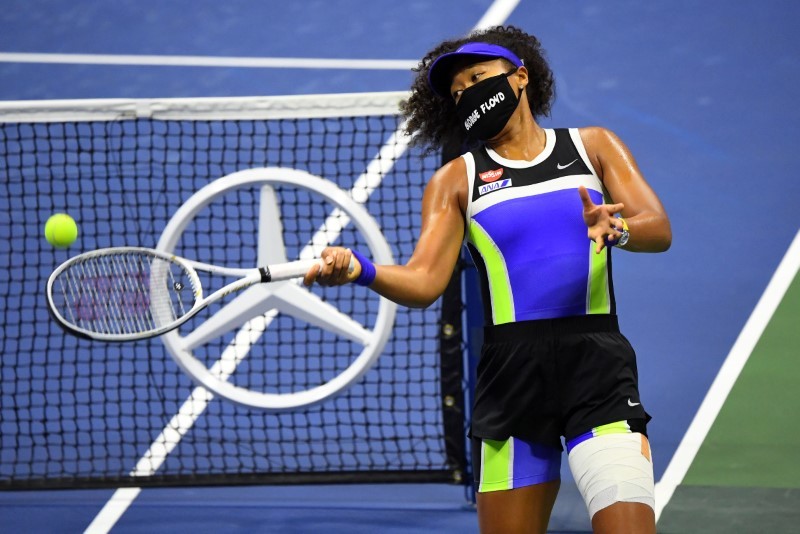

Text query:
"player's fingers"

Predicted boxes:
[[314, 249, 336, 286], [302, 262, 323, 287], [578, 186, 594, 208], [595, 235, 606, 254], [334, 249, 351, 282], [320, 247, 354, 285], [607, 202, 625, 215]]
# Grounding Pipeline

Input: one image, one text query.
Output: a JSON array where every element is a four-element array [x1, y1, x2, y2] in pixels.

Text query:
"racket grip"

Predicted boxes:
[[262, 256, 354, 283], [264, 259, 322, 282]]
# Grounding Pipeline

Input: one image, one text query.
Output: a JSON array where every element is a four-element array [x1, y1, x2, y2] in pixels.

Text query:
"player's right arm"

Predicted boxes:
[[305, 157, 467, 308]]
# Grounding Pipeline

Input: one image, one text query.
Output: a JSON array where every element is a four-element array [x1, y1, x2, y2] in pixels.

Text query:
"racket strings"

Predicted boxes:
[[53, 252, 196, 336], [105, 254, 136, 333], [145, 254, 199, 329], [125, 253, 155, 333], [58, 255, 115, 333]]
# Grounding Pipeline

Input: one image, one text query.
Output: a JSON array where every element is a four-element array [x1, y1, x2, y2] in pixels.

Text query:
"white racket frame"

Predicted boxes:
[[46, 246, 322, 341]]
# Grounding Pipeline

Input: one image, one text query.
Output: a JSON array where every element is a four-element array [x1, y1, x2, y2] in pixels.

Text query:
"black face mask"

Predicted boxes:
[[455, 70, 520, 142]]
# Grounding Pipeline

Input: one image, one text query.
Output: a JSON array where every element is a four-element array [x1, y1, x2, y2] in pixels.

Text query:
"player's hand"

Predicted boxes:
[[303, 246, 361, 287], [579, 186, 625, 254]]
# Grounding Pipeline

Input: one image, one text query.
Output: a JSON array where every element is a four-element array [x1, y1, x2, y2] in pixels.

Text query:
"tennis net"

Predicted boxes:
[[0, 92, 468, 490]]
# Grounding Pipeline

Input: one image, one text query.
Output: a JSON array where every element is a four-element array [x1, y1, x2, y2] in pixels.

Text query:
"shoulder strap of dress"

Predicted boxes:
[[462, 151, 476, 225], [568, 128, 599, 177]]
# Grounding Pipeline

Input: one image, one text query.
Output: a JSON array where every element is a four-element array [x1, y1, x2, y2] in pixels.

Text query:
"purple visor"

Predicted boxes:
[[427, 42, 523, 98]]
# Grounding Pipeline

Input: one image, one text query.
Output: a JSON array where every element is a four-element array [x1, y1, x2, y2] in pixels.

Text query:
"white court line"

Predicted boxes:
[[654, 228, 800, 521], [0, 52, 416, 70], [84, 2, 519, 532]]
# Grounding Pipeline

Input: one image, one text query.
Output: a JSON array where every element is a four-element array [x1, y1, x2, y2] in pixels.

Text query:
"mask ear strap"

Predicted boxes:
[[504, 68, 525, 99]]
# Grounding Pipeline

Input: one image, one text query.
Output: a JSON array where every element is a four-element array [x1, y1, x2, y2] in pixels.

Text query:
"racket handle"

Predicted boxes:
[[261, 259, 321, 282], [261, 256, 356, 283]]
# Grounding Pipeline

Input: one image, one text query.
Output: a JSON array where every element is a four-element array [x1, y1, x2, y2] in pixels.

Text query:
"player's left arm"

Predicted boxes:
[[580, 126, 672, 253]]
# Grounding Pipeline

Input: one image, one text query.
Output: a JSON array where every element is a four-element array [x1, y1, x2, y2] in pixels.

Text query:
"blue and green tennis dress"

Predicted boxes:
[[465, 127, 615, 324], [463, 128, 649, 450]]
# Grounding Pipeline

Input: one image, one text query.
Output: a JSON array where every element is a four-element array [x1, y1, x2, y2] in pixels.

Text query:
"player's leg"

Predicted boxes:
[[558, 323, 656, 532], [567, 430, 656, 534], [473, 436, 562, 534], [477, 480, 560, 534]]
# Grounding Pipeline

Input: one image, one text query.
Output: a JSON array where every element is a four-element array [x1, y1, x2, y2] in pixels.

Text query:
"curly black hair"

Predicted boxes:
[[400, 25, 555, 155]]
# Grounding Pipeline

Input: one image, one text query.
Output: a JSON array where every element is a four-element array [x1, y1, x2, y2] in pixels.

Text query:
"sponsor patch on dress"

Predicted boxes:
[[478, 178, 513, 196], [479, 168, 504, 182]]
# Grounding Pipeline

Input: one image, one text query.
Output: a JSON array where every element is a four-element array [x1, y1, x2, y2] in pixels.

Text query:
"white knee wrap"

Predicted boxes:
[[567, 432, 655, 518]]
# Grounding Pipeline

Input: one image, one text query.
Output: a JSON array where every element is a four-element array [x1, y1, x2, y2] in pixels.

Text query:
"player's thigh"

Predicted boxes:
[[473, 436, 562, 533], [477, 480, 560, 534], [568, 431, 655, 532]]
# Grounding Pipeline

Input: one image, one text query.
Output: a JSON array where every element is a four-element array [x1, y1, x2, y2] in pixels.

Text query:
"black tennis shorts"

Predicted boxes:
[[470, 314, 650, 449]]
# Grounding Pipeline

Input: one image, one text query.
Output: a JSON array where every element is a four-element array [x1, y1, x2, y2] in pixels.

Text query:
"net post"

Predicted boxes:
[[460, 251, 484, 505], [439, 259, 469, 487], [438, 139, 473, 500]]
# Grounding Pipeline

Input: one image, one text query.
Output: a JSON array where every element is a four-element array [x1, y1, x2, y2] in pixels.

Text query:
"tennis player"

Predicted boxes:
[[305, 25, 671, 534]]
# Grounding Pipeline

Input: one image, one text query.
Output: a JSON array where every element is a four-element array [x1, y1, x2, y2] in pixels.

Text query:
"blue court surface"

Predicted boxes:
[[1, 0, 799, 532]]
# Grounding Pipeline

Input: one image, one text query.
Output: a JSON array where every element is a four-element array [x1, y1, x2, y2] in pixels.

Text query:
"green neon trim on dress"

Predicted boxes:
[[480, 438, 513, 492], [468, 220, 514, 324], [592, 420, 631, 437], [588, 241, 610, 314]]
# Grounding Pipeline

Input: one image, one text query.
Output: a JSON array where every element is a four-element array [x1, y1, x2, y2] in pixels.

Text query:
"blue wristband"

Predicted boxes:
[[350, 249, 376, 287]]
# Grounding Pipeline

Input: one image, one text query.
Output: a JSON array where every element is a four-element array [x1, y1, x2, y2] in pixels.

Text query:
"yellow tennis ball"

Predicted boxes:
[[44, 213, 79, 248]]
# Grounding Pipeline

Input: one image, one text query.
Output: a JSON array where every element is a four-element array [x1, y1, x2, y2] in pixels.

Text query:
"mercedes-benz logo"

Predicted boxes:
[[154, 167, 397, 411]]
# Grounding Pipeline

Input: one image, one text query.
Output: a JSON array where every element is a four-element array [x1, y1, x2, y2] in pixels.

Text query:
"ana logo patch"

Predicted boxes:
[[478, 178, 513, 196], [479, 168, 504, 182]]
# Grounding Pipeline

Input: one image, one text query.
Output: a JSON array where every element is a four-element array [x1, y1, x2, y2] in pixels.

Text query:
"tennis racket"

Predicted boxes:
[[46, 246, 347, 342]]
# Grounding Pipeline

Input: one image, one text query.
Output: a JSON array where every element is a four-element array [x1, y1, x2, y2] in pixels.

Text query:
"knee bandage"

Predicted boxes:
[[567, 432, 654, 518]]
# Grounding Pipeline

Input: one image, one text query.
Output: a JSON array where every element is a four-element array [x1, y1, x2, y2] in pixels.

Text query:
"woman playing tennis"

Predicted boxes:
[[305, 25, 671, 534]]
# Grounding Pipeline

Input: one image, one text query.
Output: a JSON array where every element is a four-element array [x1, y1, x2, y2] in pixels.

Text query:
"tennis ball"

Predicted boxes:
[[44, 213, 78, 248]]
